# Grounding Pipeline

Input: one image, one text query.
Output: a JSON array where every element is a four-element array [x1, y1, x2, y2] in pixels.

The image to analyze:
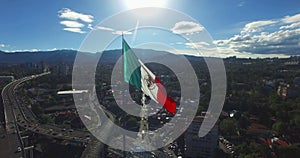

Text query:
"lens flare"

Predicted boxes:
[[124, 0, 168, 9]]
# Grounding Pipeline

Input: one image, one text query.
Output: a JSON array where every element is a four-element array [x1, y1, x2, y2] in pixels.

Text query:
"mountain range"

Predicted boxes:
[[0, 49, 204, 64]]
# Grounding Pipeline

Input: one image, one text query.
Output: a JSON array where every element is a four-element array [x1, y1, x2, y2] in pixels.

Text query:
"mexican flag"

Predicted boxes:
[[123, 38, 176, 115]]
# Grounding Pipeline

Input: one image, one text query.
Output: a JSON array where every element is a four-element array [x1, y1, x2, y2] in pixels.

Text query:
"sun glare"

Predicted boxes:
[[124, 0, 168, 9]]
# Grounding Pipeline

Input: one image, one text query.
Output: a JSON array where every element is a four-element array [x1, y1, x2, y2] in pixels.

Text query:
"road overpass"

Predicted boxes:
[[1, 73, 106, 158]]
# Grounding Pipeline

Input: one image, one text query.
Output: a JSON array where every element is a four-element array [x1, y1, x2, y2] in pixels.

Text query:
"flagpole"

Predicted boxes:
[[123, 35, 151, 153], [121, 33, 126, 158], [139, 80, 150, 155]]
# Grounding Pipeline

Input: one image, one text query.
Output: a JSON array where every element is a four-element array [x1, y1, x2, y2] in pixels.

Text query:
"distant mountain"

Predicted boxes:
[[0, 50, 78, 64], [0, 49, 204, 64]]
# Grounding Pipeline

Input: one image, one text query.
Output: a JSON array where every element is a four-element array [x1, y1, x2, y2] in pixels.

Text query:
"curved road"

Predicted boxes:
[[1, 73, 111, 158]]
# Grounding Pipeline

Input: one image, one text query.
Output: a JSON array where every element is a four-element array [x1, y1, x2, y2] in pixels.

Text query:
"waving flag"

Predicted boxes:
[[123, 38, 176, 115]]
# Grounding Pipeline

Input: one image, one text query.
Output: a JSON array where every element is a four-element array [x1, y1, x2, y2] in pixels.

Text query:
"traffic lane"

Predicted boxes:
[[219, 141, 230, 154], [10, 94, 89, 143], [0, 129, 23, 158], [162, 146, 177, 158], [16, 122, 90, 143], [4, 74, 115, 158], [15, 109, 90, 143], [1, 86, 23, 158], [5, 73, 108, 157]]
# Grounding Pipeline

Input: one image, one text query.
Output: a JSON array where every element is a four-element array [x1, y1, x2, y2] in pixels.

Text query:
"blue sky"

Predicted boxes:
[[1, 0, 300, 58]]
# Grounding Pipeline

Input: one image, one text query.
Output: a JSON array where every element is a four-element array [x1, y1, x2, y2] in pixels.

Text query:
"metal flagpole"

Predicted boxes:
[[141, 92, 146, 140], [139, 88, 150, 153], [122, 33, 126, 158]]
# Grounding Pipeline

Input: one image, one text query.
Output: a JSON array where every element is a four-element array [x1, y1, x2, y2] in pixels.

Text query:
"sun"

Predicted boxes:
[[123, 0, 168, 9]]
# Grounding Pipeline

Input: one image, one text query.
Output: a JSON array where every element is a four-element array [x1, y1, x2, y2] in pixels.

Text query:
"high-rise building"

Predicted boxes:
[[184, 115, 219, 158], [51, 62, 71, 76]]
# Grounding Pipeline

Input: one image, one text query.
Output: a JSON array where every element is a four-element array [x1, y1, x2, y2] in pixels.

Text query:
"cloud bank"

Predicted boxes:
[[58, 8, 94, 34], [171, 21, 204, 35], [0, 44, 6, 48], [214, 13, 300, 56], [89, 25, 132, 35], [58, 8, 94, 23]]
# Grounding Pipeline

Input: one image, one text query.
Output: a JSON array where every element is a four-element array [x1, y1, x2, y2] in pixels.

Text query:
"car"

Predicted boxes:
[[226, 145, 233, 148], [150, 152, 156, 157], [226, 143, 231, 146], [16, 147, 22, 152]]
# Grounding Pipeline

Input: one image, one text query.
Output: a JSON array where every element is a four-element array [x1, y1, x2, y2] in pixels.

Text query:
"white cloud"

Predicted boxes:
[[2, 48, 63, 53], [3, 48, 57, 53], [213, 39, 230, 46], [87, 24, 93, 30], [5, 49, 39, 52], [213, 13, 300, 56], [215, 28, 300, 55], [280, 21, 300, 29], [185, 42, 211, 49], [63, 28, 85, 34], [112, 30, 132, 35], [95, 26, 115, 31], [171, 21, 204, 34], [238, 1, 245, 7], [58, 8, 94, 23], [214, 29, 300, 54], [0, 44, 6, 48], [169, 14, 300, 58], [88, 25, 132, 35], [241, 20, 277, 34], [60, 20, 85, 28], [169, 47, 289, 58], [282, 13, 300, 23], [58, 8, 94, 34]]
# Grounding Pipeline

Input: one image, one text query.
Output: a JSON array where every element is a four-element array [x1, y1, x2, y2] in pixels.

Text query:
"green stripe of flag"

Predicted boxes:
[[123, 38, 141, 90]]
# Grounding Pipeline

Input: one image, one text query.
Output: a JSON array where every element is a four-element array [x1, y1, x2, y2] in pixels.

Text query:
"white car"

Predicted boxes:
[[17, 147, 22, 152]]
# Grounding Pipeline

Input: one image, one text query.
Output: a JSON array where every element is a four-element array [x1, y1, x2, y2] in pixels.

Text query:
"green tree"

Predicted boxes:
[[238, 115, 250, 129], [275, 145, 300, 158], [40, 114, 54, 124], [236, 142, 271, 158], [220, 118, 238, 136], [272, 121, 287, 135]]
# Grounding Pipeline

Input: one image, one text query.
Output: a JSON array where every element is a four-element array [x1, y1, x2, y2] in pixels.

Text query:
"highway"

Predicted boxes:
[[1, 78, 25, 158], [3, 73, 90, 142], [0, 125, 23, 158], [1, 73, 105, 158]]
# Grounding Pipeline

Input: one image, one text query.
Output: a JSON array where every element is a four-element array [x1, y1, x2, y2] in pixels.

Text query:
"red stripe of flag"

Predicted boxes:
[[155, 78, 176, 115]]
